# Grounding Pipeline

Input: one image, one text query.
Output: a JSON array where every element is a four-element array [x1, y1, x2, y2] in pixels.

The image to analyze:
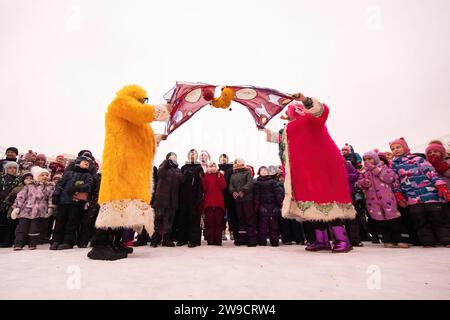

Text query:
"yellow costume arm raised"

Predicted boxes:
[[108, 97, 170, 125]]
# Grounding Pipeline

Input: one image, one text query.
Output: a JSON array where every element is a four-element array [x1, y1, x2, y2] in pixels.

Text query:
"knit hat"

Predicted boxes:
[[389, 137, 410, 154], [425, 143, 446, 159], [56, 155, 65, 161], [6, 147, 18, 155], [21, 172, 33, 183], [24, 150, 37, 161], [31, 166, 50, 181], [363, 150, 380, 165], [3, 161, 19, 174]]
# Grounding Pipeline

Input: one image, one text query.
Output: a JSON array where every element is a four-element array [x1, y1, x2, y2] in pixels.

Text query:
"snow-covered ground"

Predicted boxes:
[[1, 241, 449, 300]]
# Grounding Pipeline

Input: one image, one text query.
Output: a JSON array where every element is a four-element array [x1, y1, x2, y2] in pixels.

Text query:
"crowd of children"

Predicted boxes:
[[0, 136, 449, 252]]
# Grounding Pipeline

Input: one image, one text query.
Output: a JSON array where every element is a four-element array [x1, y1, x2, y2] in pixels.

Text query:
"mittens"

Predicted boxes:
[[394, 192, 408, 208], [11, 208, 20, 220]]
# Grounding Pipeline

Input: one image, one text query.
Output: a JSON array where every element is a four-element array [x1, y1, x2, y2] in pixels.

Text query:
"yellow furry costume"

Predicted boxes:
[[95, 85, 170, 234]]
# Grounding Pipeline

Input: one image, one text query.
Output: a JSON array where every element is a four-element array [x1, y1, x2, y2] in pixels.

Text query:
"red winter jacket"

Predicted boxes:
[[202, 172, 227, 209]]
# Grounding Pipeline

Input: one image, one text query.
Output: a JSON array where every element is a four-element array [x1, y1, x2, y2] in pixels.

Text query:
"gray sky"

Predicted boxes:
[[1, 0, 449, 168]]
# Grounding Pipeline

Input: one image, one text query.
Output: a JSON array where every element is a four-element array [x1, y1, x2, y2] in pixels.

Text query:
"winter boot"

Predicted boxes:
[[162, 234, 175, 247], [150, 232, 162, 247], [87, 229, 127, 261], [305, 229, 332, 252], [331, 226, 353, 253], [49, 242, 59, 250], [57, 243, 74, 250]]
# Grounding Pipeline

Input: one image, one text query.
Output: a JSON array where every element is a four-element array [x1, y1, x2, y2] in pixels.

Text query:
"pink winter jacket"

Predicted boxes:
[[13, 182, 55, 219]]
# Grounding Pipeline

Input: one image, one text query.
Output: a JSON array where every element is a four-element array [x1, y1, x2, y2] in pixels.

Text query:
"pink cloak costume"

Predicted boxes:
[[267, 98, 356, 222]]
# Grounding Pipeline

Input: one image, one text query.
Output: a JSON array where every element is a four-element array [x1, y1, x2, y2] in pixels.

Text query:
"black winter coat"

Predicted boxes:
[[153, 160, 183, 209], [53, 167, 93, 206], [253, 175, 284, 215], [180, 162, 203, 207]]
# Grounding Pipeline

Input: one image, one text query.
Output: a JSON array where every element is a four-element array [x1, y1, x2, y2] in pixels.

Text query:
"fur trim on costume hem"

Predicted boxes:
[[95, 199, 154, 234], [282, 199, 356, 222], [282, 130, 294, 217]]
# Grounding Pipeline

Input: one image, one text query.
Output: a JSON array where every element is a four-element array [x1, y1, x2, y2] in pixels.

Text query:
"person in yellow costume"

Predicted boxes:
[[88, 84, 170, 261]]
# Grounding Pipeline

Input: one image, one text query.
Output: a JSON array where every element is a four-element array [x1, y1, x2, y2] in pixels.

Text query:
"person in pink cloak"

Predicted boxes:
[[264, 92, 356, 253]]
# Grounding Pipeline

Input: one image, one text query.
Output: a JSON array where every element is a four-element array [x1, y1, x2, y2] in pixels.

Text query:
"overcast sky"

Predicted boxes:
[[1, 0, 449, 168]]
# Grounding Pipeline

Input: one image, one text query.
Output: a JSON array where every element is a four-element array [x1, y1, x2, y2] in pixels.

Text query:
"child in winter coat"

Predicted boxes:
[[357, 151, 409, 248], [426, 141, 450, 187], [202, 162, 227, 245], [50, 156, 93, 250], [0, 162, 21, 244], [253, 166, 284, 246], [390, 137, 450, 247], [0, 172, 33, 248], [229, 158, 257, 246], [11, 167, 54, 250]]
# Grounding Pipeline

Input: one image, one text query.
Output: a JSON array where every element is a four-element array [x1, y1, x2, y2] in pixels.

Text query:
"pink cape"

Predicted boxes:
[[282, 103, 355, 222]]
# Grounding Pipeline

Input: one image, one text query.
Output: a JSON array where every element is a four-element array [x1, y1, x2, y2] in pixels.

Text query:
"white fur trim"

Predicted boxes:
[[284, 199, 356, 222], [304, 97, 323, 117], [281, 129, 356, 222], [154, 104, 170, 122], [281, 130, 297, 219], [96, 199, 154, 234]]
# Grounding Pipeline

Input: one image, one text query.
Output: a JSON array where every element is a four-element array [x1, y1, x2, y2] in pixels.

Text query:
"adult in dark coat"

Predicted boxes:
[[229, 159, 257, 246], [177, 149, 204, 247], [151, 153, 183, 247]]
